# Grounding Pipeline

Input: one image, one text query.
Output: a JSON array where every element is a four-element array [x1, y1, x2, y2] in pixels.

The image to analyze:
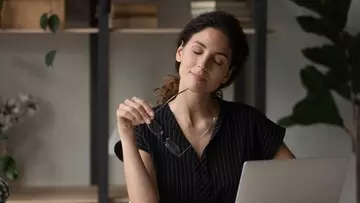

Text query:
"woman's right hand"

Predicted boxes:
[[116, 97, 154, 139]]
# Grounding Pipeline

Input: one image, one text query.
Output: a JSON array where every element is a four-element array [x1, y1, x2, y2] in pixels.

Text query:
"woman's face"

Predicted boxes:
[[176, 27, 232, 94]]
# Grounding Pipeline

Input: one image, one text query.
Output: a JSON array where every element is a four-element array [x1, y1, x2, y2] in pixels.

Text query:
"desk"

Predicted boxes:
[[7, 185, 129, 203]]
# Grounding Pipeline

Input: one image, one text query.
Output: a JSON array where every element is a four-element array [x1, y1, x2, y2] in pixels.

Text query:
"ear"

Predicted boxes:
[[176, 41, 184, 63]]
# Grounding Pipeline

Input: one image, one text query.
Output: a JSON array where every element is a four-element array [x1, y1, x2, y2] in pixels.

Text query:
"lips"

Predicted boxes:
[[190, 72, 206, 81]]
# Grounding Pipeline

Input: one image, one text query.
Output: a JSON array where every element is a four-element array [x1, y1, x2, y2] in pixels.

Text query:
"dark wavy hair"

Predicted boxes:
[[154, 11, 250, 104]]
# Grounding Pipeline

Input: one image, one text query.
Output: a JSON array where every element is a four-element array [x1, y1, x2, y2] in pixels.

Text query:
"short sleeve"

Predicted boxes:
[[253, 110, 286, 160], [114, 124, 150, 162]]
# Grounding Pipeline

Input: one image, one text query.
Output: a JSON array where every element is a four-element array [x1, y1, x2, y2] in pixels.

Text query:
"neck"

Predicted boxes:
[[169, 89, 218, 127]]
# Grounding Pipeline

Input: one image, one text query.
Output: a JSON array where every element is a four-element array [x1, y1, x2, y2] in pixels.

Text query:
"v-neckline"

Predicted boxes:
[[163, 99, 225, 159]]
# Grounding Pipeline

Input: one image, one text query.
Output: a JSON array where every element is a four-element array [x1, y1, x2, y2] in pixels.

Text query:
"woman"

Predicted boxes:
[[115, 10, 295, 203]]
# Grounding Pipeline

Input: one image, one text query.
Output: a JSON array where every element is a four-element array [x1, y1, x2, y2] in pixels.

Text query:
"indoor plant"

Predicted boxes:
[[0, 93, 38, 181], [0, 0, 61, 68], [277, 0, 359, 202], [39, 11, 61, 68], [0, 93, 38, 202], [277, 0, 359, 150], [0, 93, 38, 186]]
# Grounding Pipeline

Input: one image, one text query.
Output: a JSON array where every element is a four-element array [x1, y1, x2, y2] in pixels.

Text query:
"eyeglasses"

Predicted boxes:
[[147, 89, 216, 157]]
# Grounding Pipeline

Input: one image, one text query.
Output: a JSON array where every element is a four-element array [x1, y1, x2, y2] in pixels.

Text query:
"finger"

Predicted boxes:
[[132, 97, 154, 118], [117, 107, 136, 122], [120, 101, 144, 123], [116, 110, 132, 129], [125, 98, 151, 123]]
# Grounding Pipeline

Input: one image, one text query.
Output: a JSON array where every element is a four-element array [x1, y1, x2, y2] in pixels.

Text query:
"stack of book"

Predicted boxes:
[[109, 0, 159, 29], [190, 0, 252, 29]]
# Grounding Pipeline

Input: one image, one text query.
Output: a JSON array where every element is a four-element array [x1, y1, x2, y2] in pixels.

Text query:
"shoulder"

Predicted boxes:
[[219, 99, 264, 120], [219, 99, 283, 130]]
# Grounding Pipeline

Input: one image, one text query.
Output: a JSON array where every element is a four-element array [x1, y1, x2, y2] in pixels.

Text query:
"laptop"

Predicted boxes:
[[235, 157, 350, 203]]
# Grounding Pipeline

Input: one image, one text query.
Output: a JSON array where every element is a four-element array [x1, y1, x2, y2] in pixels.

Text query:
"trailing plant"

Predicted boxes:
[[0, 0, 60, 67], [277, 0, 360, 150], [40, 12, 60, 68]]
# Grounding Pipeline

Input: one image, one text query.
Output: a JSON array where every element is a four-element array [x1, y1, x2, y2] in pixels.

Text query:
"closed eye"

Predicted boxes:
[[214, 57, 224, 65], [214, 60, 222, 65]]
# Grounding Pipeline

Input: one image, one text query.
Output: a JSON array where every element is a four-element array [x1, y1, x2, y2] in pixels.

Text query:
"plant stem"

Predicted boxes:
[[344, 127, 356, 152], [343, 39, 357, 148], [357, 104, 360, 203]]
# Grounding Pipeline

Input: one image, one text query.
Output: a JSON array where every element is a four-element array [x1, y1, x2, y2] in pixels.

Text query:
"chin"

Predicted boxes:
[[185, 80, 212, 94]]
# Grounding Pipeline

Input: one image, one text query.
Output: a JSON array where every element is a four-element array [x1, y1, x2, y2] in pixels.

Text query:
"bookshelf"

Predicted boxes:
[[7, 185, 129, 203], [1, 0, 269, 203], [0, 28, 261, 34], [0, 28, 182, 34]]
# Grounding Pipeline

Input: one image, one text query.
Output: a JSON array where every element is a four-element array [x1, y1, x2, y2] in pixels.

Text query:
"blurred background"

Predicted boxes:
[[0, 0, 358, 202]]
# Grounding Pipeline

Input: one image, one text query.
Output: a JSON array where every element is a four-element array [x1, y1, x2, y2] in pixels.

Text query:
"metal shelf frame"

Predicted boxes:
[[90, 0, 268, 202]]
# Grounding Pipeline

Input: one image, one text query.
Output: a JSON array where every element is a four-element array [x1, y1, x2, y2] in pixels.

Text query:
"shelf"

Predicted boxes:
[[0, 28, 98, 34], [0, 27, 258, 34], [114, 28, 182, 34], [7, 185, 129, 203], [0, 28, 180, 34]]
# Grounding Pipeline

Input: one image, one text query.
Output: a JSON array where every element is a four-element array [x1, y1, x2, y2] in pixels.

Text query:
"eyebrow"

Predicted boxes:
[[194, 40, 229, 60]]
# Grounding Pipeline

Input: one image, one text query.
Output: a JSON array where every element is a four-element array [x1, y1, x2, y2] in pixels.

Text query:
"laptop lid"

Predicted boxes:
[[235, 157, 349, 203]]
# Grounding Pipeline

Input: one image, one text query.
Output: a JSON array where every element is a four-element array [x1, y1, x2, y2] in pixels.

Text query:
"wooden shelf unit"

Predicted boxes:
[[0, 27, 258, 34], [7, 185, 129, 203], [0, 0, 269, 203]]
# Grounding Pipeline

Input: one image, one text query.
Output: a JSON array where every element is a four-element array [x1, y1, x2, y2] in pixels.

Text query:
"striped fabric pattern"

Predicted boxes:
[[115, 99, 285, 203]]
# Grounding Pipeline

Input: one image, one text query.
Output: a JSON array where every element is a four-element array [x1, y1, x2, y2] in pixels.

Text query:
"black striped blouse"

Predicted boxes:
[[114, 99, 285, 203]]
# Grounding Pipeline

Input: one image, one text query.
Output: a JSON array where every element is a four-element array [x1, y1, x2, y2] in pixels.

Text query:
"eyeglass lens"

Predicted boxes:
[[146, 88, 192, 156], [164, 138, 192, 157], [146, 88, 188, 136], [147, 119, 163, 136]]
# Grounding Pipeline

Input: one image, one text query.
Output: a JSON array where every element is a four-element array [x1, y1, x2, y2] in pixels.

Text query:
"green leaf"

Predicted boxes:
[[325, 69, 351, 100], [40, 12, 48, 31], [0, 155, 10, 172], [5, 166, 19, 180], [302, 44, 348, 71], [290, 0, 351, 31], [279, 66, 344, 128], [289, 0, 326, 18], [6, 168, 19, 180], [323, 0, 351, 30], [296, 16, 339, 43], [47, 14, 60, 33], [4, 159, 18, 180], [277, 116, 297, 128], [350, 64, 360, 94], [300, 65, 327, 93], [45, 50, 57, 67], [0, 155, 19, 180], [356, 100, 360, 106], [290, 91, 344, 127], [345, 33, 360, 94], [348, 33, 360, 66]]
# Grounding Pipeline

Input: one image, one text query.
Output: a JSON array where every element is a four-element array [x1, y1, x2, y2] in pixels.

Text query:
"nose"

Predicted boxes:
[[195, 57, 209, 72], [194, 64, 207, 74]]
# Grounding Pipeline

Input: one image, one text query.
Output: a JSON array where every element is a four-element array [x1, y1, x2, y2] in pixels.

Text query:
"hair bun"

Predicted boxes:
[[154, 75, 180, 105]]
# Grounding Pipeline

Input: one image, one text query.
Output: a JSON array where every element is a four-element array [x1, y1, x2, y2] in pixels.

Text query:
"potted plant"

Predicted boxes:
[[277, 0, 359, 202], [0, 93, 38, 202]]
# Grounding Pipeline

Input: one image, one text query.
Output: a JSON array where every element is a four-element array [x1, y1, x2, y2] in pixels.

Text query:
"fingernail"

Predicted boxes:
[[146, 119, 151, 124]]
